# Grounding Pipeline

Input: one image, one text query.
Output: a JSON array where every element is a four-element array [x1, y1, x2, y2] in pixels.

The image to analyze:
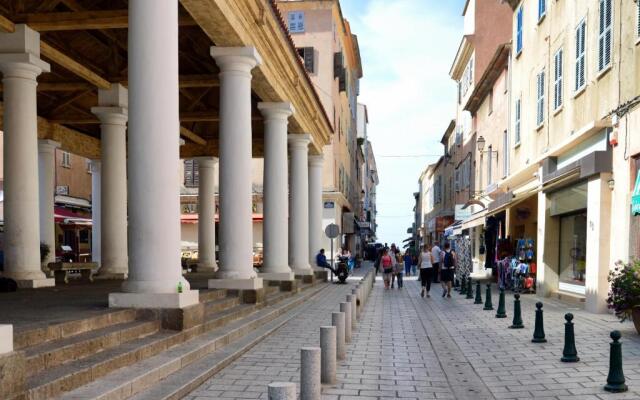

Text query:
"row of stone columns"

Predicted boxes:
[[0, 1, 324, 306]]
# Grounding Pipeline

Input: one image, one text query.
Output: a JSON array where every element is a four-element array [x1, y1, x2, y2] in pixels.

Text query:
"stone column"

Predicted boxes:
[[308, 154, 323, 266], [208, 46, 263, 291], [288, 134, 313, 276], [38, 139, 60, 268], [109, 0, 198, 308], [196, 157, 218, 272], [90, 160, 101, 265], [92, 84, 128, 279], [0, 25, 53, 287], [258, 102, 295, 281]]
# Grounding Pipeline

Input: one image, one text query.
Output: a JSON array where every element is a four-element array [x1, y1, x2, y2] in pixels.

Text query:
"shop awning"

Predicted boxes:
[[444, 221, 463, 237], [632, 172, 640, 216], [461, 209, 488, 230], [181, 213, 264, 224], [55, 207, 92, 225]]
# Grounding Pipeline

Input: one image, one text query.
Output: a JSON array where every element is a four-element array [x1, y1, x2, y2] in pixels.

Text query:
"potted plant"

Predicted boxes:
[[607, 260, 640, 334]]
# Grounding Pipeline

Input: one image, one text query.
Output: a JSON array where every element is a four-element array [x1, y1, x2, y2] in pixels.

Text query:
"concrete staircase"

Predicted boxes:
[[14, 279, 324, 400]]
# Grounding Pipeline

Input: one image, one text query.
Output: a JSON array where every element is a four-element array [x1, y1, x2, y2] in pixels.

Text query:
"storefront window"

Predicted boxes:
[[559, 212, 587, 291], [630, 156, 640, 259], [549, 182, 588, 294]]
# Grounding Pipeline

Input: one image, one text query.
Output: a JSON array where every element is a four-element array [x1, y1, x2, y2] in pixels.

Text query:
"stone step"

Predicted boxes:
[[57, 283, 327, 400], [15, 309, 138, 350], [24, 319, 161, 377], [202, 296, 241, 316], [197, 289, 227, 303]]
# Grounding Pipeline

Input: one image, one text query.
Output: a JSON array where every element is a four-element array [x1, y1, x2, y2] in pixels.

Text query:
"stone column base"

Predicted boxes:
[[259, 271, 295, 281], [14, 278, 55, 289], [293, 267, 314, 276], [208, 277, 263, 290], [194, 264, 218, 273], [108, 291, 199, 309], [295, 274, 316, 284], [94, 272, 127, 280], [313, 269, 329, 282]]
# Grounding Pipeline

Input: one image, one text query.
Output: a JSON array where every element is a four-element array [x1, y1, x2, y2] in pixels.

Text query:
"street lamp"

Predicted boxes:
[[477, 135, 486, 152]]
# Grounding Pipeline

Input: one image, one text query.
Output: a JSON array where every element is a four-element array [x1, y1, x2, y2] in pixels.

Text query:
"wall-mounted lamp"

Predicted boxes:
[[477, 136, 486, 152], [607, 178, 615, 190]]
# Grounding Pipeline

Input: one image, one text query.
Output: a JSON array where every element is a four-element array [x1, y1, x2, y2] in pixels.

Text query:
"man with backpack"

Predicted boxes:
[[440, 242, 456, 298]]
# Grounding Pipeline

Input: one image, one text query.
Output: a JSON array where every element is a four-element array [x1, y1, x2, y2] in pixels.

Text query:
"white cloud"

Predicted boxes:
[[349, 0, 464, 245]]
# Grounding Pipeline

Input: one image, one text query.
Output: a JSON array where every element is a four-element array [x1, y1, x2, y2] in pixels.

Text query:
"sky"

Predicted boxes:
[[341, 0, 466, 247]]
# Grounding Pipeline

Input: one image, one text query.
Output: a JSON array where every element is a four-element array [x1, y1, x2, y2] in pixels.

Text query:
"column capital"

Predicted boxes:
[[37, 139, 60, 153], [210, 46, 262, 74], [258, 102, 295, 121], [98, 83, 128, 108], [288, 133, 311, 150], [194, 156, 219, 168], [0, 25, 49, 78], [88, 159, 101, 174], [309, 155, 324, 167], [91, 106, 128, 125]]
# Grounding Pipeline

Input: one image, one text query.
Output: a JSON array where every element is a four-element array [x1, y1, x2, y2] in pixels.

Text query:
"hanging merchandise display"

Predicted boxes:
[[454, 236, 472, 284], [496, 237, 537, 293]]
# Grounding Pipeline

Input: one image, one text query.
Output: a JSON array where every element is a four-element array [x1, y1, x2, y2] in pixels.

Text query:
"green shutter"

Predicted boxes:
[[632, 170, 640, 216]]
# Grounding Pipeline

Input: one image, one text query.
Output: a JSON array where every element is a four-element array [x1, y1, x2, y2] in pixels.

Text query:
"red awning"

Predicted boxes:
[[55, 207, 92, 225], [181, 213, 263, 224]]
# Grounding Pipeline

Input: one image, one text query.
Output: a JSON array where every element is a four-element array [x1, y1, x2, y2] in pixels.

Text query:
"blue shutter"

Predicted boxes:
[[632, 171, 640, 215], [516, 7, 523, 53]]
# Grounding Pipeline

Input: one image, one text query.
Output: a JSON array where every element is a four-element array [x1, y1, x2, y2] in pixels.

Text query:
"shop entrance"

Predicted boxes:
[[558, 211, 587, 293]]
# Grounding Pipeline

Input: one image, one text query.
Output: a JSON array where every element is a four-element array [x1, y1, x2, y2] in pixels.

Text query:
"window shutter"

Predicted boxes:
[[515, 99, 521, 144], [516, 7, 523, 53], [303, 47, 314, 73], [339, 68, 346, 92], [637, 0, 640, 38], [334, 52, 343, 78], [598, 0, 612, 72]]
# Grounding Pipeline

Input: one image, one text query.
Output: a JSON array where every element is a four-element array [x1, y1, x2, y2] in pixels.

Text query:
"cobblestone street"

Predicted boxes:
[[186, 271, 640, 400]]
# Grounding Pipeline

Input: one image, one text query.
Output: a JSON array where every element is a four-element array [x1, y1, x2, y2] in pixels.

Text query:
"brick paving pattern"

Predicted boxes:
[[186, 271, 640, 399]]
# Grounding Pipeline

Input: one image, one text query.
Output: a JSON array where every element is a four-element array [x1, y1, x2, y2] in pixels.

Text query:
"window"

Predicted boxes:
[[637, 0, 640, 39], [454, 169, 460, 192], [502, 130, 509, 178], [598, 0, 613, 72], [514, 98, 521, 145], [538, 0, 546, 21], [460, 56, 474, 97], [61, 151, 71, 168], [536, 69, 545, 126], [575, 19, 587, 91], [553, 48, 563, 110], [184, 159, 199, 187], [516, 6, 523, 54], [296, 47, 314, 73], [287, 11, 305, 33]]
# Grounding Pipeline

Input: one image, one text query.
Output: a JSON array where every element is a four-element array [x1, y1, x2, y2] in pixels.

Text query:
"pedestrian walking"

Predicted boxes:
[[411, 253, 418, 276], [418, 244, 435, 298], [381, 248, 393, 289], [440, 243, 456, 298], [403, 251, 412, 276], [394, 251, 404, 288], [389, 244, 399, 288], [431, 243, 442, 284]]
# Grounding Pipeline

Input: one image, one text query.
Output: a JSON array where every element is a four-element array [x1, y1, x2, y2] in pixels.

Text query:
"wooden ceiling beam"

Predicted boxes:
[[49, 110, 259, 125], [180, 126, 206, 145], [14, 10, 197, 31]]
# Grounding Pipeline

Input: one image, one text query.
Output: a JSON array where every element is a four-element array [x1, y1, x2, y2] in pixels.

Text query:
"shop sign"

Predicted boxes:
[[454, 204, 471, 221], [323, 201, 335, 209], [437, 216, 455, 230], [632, 172, 640, 216]]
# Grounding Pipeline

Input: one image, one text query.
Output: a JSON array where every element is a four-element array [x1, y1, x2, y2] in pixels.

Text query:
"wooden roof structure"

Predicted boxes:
[[0, 0, 333, 159]]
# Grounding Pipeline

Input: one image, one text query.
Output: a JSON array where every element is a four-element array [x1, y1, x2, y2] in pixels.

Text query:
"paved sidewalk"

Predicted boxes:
[[185, 273, 640, 399], [184, 269, 369, 400]]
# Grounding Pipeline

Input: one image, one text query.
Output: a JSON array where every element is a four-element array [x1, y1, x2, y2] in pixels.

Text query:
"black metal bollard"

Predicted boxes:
[[509, 293, 524, 329], [495, 288, 507, 318], [466, 278, 473, 299], [474, 280, 483, 304], [483, 283, 493, 310], [460, 276, 467, 295], [604, 330, 628, 393], [560, 313, 579, 362], [531, 302, 547, 343]]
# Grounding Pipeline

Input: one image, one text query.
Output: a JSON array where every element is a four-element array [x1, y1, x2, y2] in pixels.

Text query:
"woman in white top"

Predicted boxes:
[[417, 244, 435, 298]]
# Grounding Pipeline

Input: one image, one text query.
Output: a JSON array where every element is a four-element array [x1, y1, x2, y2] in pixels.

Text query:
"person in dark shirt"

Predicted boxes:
[[315, 249, 337, 274]]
